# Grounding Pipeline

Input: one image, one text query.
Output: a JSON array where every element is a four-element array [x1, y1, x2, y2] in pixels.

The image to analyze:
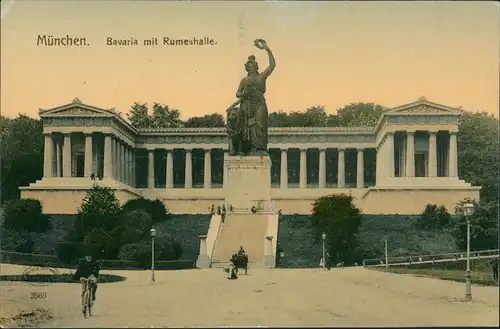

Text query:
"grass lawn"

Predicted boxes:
[[376, 266, 499, 286]]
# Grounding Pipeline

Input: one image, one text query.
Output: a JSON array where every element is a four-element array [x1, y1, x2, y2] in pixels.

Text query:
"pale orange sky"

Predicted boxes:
[[1, 0, 499, 120]]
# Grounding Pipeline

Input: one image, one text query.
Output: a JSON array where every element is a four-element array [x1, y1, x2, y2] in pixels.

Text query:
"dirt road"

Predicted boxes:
[[1, 264, 498, 327]]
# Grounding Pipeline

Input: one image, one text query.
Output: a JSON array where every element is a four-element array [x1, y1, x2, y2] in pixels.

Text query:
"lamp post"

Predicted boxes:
[[150, 228, 156, 283], [463, 203, 475, 301], [384, 237, 389, 268], [322, 232, 326, 270]]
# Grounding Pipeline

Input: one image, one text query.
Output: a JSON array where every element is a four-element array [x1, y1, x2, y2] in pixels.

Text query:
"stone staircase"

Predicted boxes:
[[210, 214, 268, 268]]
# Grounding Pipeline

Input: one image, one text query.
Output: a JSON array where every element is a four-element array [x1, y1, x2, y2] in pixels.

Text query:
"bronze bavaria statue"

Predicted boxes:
[[226, 39, 276, 156]]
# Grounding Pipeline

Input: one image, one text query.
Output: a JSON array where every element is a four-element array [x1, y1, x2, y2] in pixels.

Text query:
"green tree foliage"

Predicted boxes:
[[75, 184, 121, 240], [118, 234, 183, 267], [268, 106, 338, 127], [120, 209, 153, 244], [126, 103, 151, 128], [311, 194, 363, 265], [336, 102, 384, 127], [0, 115, 44, 202], [82, 228, 110, 258], [183, 113, 225, 128], [2, 199, 51, 233], [151, 103, 183, 128], [121, 198, 170, 223], [453, 199, 498, 252], [415, 204, 451, 230], [1, 229, 35, 253], [457, 111, 499, 202]]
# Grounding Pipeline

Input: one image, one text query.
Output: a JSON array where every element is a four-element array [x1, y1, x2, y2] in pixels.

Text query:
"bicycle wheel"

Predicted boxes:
[[82, 290, 88, 318], [86, 287, 92, 317]]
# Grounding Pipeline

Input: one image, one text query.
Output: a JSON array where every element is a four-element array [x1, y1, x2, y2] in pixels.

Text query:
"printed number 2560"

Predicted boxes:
[[30, 292, 47, 299]]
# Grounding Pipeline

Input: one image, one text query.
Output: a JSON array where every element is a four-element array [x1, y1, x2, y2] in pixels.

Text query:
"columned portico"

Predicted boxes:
[[28, 98, 479, 216]]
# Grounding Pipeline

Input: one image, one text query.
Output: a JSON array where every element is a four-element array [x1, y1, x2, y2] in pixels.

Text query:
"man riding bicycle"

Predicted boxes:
[[73, 254, 100, 303]]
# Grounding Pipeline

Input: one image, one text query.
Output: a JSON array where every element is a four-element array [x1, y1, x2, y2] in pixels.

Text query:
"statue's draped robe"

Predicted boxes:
[[239, 74, 269, 154]]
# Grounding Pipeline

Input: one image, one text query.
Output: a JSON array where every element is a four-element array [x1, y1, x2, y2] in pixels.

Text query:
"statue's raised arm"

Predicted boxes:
[[254, 39, 275, 79]]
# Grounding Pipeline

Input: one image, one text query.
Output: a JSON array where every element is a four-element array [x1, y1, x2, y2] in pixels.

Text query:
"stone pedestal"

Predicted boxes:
[[224, 156, 273, 214], [264, 236, 275, 268], [196, 234, 210, 269]]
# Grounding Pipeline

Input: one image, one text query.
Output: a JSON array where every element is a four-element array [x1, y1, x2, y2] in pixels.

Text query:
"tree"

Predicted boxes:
[[76, 184, 121, 240], [336, 103, 384, 127], [2, 198, 51, 233], [415, 204, 451, 230], [120, 209, 153, 244], [184, 113, 225, 128], [457, 111, 499, 202], [151, 103, 183, 128], [126, 103, 152, 128], [0, 115, 44, 203], [121, 198, 170, 223], [311, 194, 363, 265], [118, 233, 182, 267], [82, 228, 110, 258]]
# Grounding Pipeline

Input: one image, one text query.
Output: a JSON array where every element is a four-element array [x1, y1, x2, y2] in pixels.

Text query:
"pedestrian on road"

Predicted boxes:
[[491, 257, 498, 281]]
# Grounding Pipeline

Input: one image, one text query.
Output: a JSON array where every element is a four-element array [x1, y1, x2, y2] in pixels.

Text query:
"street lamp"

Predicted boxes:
[[150, 228, 157, 283], [463, 203, 475, 301], [322, 232, 326, 270]]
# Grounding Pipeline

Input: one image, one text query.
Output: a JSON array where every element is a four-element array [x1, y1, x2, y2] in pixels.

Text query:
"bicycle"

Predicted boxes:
[[80, 277, 95, 318]]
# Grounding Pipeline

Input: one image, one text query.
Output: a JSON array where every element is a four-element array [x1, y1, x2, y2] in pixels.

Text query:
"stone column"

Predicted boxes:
[[299, 148, 307, 188], [280, 149, 288, 189], [62, 133, 72, 177], [120, 143, 126, 183], [185, 149, 193, 188], [56, 138, 61, 177], [147, 149, 155, 188], [448, 131, 458, 177], [83, 133, 93, 178], [196, 235, 210, 268], [204, 149, 211, 189], [166, 149, 174, 188], [337, 148, 345, 188], [115, 139, 121, 181], [406, 131, 415, 177], [223, 149, 229, 188], [387, 132, 395, 178], [428, 131, 437, 177], [124, 147, 130, 184], [131, 149, 136, 187], [357, 148, 364, 188], [318, 148, 326, 188], [103, 134, 113, 179], [43, 133, 53, 178]]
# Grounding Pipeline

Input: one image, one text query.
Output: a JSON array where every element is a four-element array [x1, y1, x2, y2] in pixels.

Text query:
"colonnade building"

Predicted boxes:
[[21, 97, 480, 215]]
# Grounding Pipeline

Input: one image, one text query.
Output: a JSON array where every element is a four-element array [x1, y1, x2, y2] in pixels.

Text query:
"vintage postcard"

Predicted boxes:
[[1, 0, 498, 327]]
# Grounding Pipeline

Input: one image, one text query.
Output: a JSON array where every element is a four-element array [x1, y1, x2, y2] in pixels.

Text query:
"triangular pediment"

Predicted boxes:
[[39, 102, 113, 117], [386, 99, 462, 115]]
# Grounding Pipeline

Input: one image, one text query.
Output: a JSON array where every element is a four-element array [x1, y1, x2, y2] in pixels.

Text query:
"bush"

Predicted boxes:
[[118, 234, 182, 267], [121, 198, 170, 223], [82, 228, 111, 259], [1, 229, 35, 253], [312, 194, 363, 265], [416, 204, 451, 230], [56, 241, 82, 264], [120, 209, 153, 244], [2, 199, 52, 233]]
